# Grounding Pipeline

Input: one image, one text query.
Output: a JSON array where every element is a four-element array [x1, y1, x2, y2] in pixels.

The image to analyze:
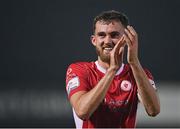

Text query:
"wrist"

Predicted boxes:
[[129, 58, 140, 67], [129, 59, 142, 71], [107, 67, 117, 75]]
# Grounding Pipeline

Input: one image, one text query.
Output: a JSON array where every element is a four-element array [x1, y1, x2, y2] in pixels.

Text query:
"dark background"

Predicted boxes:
[[0, 0, 179, 128]]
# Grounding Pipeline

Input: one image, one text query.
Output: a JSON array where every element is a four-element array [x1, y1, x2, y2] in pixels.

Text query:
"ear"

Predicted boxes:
[[91, 35, 96, 46]]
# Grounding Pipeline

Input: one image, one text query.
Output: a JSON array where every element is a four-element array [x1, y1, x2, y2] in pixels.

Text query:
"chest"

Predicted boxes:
[[88, 70, 137, 111]]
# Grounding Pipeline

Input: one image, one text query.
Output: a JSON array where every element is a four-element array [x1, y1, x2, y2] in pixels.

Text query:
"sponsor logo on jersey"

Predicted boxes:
[[67, 76, 80, 95], [104, 98, 129, 112], [149, 79, 156, 89], [121, 80, 132, 91], [67, 68, 72, 76]]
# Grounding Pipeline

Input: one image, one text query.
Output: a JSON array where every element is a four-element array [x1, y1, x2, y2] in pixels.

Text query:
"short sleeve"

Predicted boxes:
[[137, 68, 157, 102], [144, 68, 156, 90], [66, 63, 90, 99]]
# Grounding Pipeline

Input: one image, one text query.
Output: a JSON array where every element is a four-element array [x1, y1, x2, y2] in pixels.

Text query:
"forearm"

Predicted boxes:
[[130, 60, 160, 116], [77, 68, 116, 119]]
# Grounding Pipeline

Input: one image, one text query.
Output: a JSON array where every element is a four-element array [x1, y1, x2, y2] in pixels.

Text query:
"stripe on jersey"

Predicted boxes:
[[67, 76, 80, 95], [73, 108, 83, 128]]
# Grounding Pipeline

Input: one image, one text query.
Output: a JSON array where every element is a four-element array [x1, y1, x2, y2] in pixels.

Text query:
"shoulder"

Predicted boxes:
[[125, 63, 154, 79], [125, 64, 152, 73], [66, 61, 95, 77], [68, 61, 94, 70]]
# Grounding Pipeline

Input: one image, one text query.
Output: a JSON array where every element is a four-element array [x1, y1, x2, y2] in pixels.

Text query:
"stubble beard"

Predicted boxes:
[[96, 47, 110, 63]]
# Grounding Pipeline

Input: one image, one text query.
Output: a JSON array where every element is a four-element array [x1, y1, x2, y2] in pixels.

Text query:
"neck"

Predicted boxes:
[[97, 57, 122, 70]]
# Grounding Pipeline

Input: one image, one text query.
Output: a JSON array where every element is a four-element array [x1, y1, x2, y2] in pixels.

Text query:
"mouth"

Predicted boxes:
[[103, 47, 113, 53]]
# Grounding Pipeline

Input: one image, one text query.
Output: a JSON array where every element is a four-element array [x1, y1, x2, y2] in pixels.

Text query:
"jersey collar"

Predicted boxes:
[[95, 61, 124, 76]]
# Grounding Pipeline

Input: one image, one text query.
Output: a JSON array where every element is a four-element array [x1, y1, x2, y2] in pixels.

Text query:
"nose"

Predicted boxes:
[[104, 35, 112, 44]]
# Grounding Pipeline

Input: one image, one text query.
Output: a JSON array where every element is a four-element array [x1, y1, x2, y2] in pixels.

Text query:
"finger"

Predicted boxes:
[[116, 37, 126, 55], [113, 36, 125, 52], [118, 46, 124, 55], [124, 28, 134, 43], [127, 25, 137, 37], [123, 33, 132, 47]]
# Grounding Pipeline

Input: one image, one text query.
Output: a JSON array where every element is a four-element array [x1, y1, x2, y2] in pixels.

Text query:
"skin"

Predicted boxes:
[[69, 20, 160, 120]]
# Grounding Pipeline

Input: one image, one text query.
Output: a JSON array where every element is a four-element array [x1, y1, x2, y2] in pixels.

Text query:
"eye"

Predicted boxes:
[[111, 32, 120, 38], [97, 32, 106, 38]]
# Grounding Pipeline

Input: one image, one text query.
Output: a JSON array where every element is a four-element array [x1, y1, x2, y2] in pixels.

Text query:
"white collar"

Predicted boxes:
[[95, 61, 124, 76]]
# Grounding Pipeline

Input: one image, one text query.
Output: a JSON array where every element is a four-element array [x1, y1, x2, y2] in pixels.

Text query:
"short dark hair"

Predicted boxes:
[[93, 10, 129, 33]]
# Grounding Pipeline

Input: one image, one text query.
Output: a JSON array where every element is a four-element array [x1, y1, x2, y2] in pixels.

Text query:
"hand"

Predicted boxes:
[[109, 36, 126, 71], [124, 25, 139, 65]]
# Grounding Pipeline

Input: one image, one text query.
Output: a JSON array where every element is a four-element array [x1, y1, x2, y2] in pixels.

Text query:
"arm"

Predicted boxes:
[[124, 26, 160, 116], [70, 67, 116, 120], [130, 60, 160, 116], [69, 36, 126, 120]]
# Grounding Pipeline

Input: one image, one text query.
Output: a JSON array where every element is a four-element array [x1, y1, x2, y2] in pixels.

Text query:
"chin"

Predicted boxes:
[[100, 56, 110, 63]]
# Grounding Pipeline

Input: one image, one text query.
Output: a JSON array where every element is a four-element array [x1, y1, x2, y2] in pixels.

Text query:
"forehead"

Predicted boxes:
[[95, 20, 124, 33]]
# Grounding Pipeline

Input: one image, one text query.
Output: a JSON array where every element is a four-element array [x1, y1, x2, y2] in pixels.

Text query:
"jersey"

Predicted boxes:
[[66, 61, 155, 128]]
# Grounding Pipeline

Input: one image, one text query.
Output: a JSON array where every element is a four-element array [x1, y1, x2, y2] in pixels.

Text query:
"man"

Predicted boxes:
[[66, 10, 160, 128]]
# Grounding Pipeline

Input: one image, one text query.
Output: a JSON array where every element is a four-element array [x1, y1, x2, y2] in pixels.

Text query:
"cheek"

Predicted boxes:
[[95, 38, 103, 46], [96, 37, 102, 42], [113, 39, 120, 44]]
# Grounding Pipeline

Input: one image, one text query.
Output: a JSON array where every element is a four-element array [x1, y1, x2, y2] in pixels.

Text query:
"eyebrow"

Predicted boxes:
[[110, 31, 120, 35], [96, 31, 120, 35], [96, 32, 106, 35]]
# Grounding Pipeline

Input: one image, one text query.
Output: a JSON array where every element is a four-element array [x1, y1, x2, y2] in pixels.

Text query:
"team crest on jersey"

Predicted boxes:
[[120, 80, 132, 91]]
